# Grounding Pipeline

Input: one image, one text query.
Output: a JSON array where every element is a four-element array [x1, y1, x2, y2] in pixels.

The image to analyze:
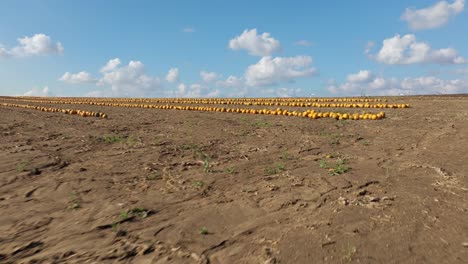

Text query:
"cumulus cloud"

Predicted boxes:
[[229, 28, 281, 56], [23, 86, 51, 96], [165, 68, 179, 83], [200, 71, 220, 83], [455, 68, 468, 74], [364, 41, 375, 55], [0, 34, 63, 58], [168, 83, 220, 98], [0, 46, 8, 57], [97, 59, 161, 97], [370, 34, 465, 64], [100, 58, 121, 73], [216, 75, 244, 87], [253, 87, 304, 98], [59, 71, 96, 84], [401, 0, 465, 30], [177, 83, 186, 94], [245, 56, 316, 86], [74, 58, 161, 97], [347, 70, 374, 83], [328, 69, 468, 95]]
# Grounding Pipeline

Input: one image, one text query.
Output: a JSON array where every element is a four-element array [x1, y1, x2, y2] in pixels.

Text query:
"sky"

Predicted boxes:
[[0, 0, 467, 98]]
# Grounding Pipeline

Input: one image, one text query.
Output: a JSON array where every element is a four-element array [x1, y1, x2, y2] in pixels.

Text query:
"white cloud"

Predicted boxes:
[[59, 71, 96, 84], [23, 86, 51, 96], [347, 70, 374, 83], [91, 59, 161, 97], [401, 0, 465, 30], [370, 34, 465, 65], [183, 27, 195, 33], [0, 46, 8, 58], [100, 58, 121, 73], [216, 75, 244, 87], [178, 83, 186, 93], [169, 83, 220, 98], [72, 58, 163, 97], [0, 34, 63, 58], [229, 28, 281, 56], [165, 67, 179, 83], [275, 87, 303, 97], [365, 41, 375, 55], [294, 40, 312, 47], [245, 56, 316, 86], [455, 68, 468, 74], [328, 69, 468, 95], [200, 71, 220, 83]]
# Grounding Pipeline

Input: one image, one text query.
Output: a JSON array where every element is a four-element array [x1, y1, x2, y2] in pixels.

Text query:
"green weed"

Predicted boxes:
[[226, 166, 237, 174], [16, 160, 30, 172], [199, 227, 209, 235], [67, 191, 81, 210], [193, 180, 204, 187], [319, 158, 349, 176], [101, 135, 123, 143], [264, 162, 286, 175]]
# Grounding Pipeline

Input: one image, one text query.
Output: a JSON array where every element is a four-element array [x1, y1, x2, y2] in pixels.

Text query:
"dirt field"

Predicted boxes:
[[0, 96, 467, 263]]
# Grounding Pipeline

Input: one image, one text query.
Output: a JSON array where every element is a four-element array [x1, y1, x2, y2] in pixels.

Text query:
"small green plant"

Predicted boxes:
[[280, 151, 291, 161], [319, 159, 349, 176], [29, 167, 41, 176], [331, 159, 349, 175], [239, 116, 249, 124], [120, 211, 129, 220], [199, 227, 209, 235], [342, 243, 357, 262], [276, 162, 285, 171], [67, 191, 81, 210], [128, 207, 150, 218], [126, 136, 137, 146], [111, 208, 150, 231], [183, 144, 209, 163], [101, 135, 123, 143], [111, 222, 120, 232], [193, 180, 204, 187], [146, 171, 161, 180], [319, 160, 328, 168], [185, 145, 212, 173], [254, 119, 271, 127], [16, 160, 30, 172], [226, 166, 237, 174], [203, 157, 210, 173], [360, 139, 371, 146], [264, 163, 286, 175]]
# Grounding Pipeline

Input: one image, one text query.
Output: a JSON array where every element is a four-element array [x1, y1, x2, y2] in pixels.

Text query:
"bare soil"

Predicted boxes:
[[0, 96, 467, 263]]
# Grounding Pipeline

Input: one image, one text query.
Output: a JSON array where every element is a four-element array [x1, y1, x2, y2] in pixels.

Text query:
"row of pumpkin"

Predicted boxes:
[[3, 97, 408, 109], [1, 102, 387, 120], [1, 103, 108, 118]]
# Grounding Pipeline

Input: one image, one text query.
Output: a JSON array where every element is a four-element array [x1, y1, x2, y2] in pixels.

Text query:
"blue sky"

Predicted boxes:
[[1, 0, 467, 97]]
